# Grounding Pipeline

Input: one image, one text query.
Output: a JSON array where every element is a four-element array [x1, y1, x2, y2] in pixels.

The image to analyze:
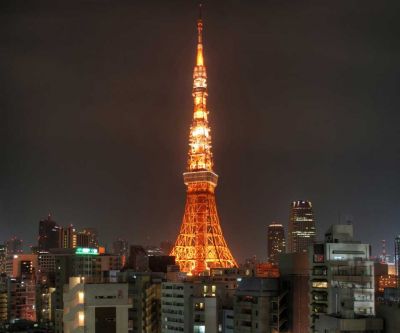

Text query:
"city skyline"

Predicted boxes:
[[2, 1, 400, 261]]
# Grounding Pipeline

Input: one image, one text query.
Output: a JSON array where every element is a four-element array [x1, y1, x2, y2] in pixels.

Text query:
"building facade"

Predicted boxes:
[[53, 248, 103, 333], [63, 277, 130, 333], [118, 271, 163, 333], [5, 237, 23, 255], [234, 277, 287, 333], [267, 223, 286, 264], [279, 252, 310, 333], [394, 235, 400, 286], [309, 224, 383, 332], [288, 200, 316, 254], [38, 214, 61, 251], [161, 281, 218, 333]]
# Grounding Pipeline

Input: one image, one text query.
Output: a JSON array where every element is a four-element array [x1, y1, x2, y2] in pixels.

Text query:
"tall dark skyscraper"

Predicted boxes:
[[288, 200, 316, 254], [38, 213, 61, 251], [267, 223, 286, 264], [395, 235, 400, 283]]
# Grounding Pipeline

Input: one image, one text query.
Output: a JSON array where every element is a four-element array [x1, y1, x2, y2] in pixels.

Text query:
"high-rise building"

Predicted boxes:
[[5, 237, 23, 255], [171, 4, 237, 275], [61, 225, 77, 249], [76, 231, 90, 248], [38, 213, 62, 251], [0, 276, 7, 322], [113, 238, 129, 268], [267, 223, 286, 264], [309, 224, 383, 332], [82, 227, 99, 248], [395, 235, 400, 284], [0, 245, 6, 274], [288, 200, 316, 253]]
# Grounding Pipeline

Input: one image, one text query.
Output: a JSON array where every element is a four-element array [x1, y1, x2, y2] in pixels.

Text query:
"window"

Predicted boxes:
[[312, 281, 328, 288]]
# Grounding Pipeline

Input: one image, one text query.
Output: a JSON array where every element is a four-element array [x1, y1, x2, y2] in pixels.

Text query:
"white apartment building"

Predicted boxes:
[[310, 224, 383, 332], [63, 277, 131, 333], [161, 281, 218, 333]]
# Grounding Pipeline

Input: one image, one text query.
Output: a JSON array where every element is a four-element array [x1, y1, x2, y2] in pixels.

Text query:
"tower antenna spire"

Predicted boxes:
[[196, 2, 204, 65], [198, 2, 202, 21]]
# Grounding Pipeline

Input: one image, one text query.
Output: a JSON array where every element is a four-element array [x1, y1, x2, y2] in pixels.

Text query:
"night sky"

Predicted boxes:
[[1, 0, 400, 261]]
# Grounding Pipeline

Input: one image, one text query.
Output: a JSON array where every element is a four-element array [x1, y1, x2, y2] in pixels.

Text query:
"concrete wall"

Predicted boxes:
[[376, 302, 400, 333]]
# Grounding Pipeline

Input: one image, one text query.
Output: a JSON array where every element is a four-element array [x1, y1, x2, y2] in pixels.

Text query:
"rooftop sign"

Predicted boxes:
[[75, 247, 98, 255]]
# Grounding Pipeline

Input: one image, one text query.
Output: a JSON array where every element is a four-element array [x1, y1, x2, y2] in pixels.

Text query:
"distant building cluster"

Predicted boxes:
[[0, 205, 397, 333]]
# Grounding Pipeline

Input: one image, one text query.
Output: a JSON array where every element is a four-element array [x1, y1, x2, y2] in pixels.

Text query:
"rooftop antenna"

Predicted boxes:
[[198, 1, 202, 21]]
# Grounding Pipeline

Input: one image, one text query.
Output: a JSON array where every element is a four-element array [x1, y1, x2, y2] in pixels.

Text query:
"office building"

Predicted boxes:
[[395, 235, 400, 285], [5, 237, 23, 255], [61, 225, 78, 249], [0, 245, 6, 274], [0, 276, 7, 322], [288, 200, 316, 253], [267, 223, 286, 264], [63, 277, 131, 333], [82, 228, 99, 248], [38, 213, 62, 251], [5, 253, 38, 279]]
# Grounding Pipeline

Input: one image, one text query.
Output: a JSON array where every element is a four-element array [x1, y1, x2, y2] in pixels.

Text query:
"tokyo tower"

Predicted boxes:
[[171, 5, 237, 275]]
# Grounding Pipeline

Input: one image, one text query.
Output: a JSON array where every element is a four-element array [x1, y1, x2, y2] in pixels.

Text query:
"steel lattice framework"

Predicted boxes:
[[171, 6, 237, 275]]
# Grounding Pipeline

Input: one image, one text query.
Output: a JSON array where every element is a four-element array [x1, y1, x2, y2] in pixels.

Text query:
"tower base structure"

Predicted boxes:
[[171, 171, 237, 275]]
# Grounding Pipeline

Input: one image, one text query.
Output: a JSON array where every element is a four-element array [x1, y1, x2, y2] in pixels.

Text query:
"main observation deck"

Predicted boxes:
[[183, 170, 218, 186]]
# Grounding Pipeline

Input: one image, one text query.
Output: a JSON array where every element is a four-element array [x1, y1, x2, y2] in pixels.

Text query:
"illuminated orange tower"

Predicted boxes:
[[171, 5, 237, 275]]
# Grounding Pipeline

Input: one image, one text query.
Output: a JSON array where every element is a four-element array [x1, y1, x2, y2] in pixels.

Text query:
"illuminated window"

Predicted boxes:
[[195, 302, 204, 311], [78, 311, 85, 326], [194, 325, 205, 333], [312, 281, 328, 288], [211, 285, 216, 293], [313, 254, 324, 263], [78, 291, 84, 304]]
